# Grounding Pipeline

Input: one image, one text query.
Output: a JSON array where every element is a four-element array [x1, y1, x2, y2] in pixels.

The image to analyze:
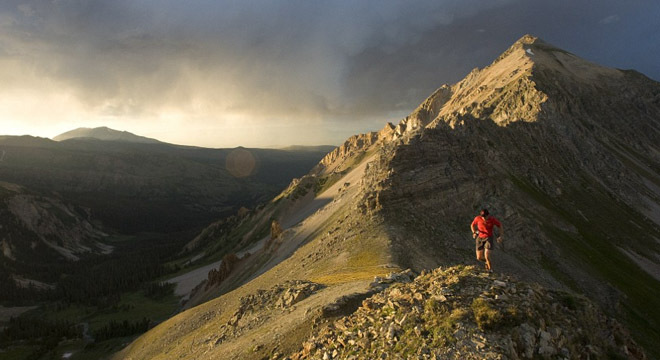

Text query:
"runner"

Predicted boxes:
[[470, 208, 503, 272]]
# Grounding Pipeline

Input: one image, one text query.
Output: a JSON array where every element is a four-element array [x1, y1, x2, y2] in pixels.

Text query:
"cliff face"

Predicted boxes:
[[119, 35, 660, 359]]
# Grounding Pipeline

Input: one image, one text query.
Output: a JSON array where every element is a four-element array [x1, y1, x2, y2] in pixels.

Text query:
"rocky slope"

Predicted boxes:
[[0, 182, 109, 261], [118, 35, 660, 359], [366, 36, 660, 353]]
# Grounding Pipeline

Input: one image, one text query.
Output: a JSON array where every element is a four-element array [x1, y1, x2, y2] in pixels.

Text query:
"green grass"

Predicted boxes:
[[471, 298, 503, 330], [34, 291, 178, 334], [314, 172, 345, 195], [87, 292, 178, 332], [308, 214, 392, 285], [422, 302, 469, 347], [538, 255, 580, 292]]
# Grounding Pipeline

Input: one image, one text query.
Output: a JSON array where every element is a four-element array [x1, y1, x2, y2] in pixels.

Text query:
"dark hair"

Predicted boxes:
[[480, 208, 489, 216]]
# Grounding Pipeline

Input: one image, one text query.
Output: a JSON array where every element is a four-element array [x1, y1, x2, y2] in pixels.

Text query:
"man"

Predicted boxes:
[[470, 208, 503, 272]]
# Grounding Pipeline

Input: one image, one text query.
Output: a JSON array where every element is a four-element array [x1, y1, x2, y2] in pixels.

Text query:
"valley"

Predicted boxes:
[[0, 130, 333, 359]]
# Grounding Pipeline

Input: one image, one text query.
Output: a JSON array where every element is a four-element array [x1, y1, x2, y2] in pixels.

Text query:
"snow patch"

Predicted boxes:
[[526, 48, 535, 56], [166, 259, 224, 298]]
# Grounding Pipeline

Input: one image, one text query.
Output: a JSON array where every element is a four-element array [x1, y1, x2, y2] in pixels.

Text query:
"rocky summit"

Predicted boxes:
[[118, 35, 660, 359]]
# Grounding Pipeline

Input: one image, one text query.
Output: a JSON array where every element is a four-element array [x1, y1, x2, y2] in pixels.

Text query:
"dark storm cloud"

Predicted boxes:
[[342, 0, 660, 113], [1, 0, 659, 126]]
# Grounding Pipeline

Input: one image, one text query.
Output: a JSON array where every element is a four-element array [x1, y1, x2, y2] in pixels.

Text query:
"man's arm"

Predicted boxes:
[[496, 224, 503, 242], [470, 218, 478, 238]]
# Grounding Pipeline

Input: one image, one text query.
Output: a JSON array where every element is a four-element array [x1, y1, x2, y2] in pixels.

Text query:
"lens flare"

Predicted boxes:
[[225, 148, 256, 178]]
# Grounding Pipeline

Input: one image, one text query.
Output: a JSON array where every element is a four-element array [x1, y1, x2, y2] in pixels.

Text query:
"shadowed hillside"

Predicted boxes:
[[0, 135, 334, 234]]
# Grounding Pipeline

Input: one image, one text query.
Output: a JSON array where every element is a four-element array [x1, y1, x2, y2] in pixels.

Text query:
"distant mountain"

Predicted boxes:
[[119, 35, 660, 359], [53, 126, 161, 144], [279, 145, 337, 153]]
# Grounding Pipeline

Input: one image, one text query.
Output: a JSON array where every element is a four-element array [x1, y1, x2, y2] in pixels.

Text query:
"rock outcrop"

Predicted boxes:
[[205, 253, 242, 290]]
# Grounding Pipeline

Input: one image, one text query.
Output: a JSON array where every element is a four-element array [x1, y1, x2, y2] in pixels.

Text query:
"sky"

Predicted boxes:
[[1, 1, 659, 148]]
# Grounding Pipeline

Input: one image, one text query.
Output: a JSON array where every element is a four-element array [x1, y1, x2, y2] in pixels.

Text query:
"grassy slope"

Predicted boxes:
[[511, 172, 660, 358]]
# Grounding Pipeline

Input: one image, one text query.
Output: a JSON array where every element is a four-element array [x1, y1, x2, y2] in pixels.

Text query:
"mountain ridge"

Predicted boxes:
[[118, 35, 660, 359]]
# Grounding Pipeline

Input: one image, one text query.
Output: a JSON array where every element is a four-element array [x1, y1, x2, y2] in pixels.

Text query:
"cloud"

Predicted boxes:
[[0, 0, 517, 122], [0, 0, 659, 147]]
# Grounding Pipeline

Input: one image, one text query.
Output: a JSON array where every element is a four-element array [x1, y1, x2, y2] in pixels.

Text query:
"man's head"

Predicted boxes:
[[480, 208, 489, 217]]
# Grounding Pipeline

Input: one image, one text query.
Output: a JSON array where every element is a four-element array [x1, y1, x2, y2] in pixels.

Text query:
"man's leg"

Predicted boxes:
[[476, 249, 485, 261], [475, 238, 485, 262], [484, 248, 492, 270]]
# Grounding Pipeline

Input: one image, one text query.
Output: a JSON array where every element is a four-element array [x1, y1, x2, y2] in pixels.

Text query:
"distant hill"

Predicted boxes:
[[53, 126, 161, 144]]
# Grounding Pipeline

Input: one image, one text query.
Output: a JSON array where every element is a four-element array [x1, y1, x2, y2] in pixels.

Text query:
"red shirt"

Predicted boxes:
[[471, 216, 501, 238]]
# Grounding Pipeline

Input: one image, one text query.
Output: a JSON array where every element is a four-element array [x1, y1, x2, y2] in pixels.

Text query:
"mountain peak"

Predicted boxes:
[[515, 33, 539, 45], [53, 126, 160, 144], [419, 34, 630, 129]]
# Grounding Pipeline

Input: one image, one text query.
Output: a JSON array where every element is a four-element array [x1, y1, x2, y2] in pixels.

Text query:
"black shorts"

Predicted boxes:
[[476, 236, 493, 251]]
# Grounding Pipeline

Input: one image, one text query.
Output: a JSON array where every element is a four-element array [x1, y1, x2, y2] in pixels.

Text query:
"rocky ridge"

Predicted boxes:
[[290, 265, 645, 360]]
